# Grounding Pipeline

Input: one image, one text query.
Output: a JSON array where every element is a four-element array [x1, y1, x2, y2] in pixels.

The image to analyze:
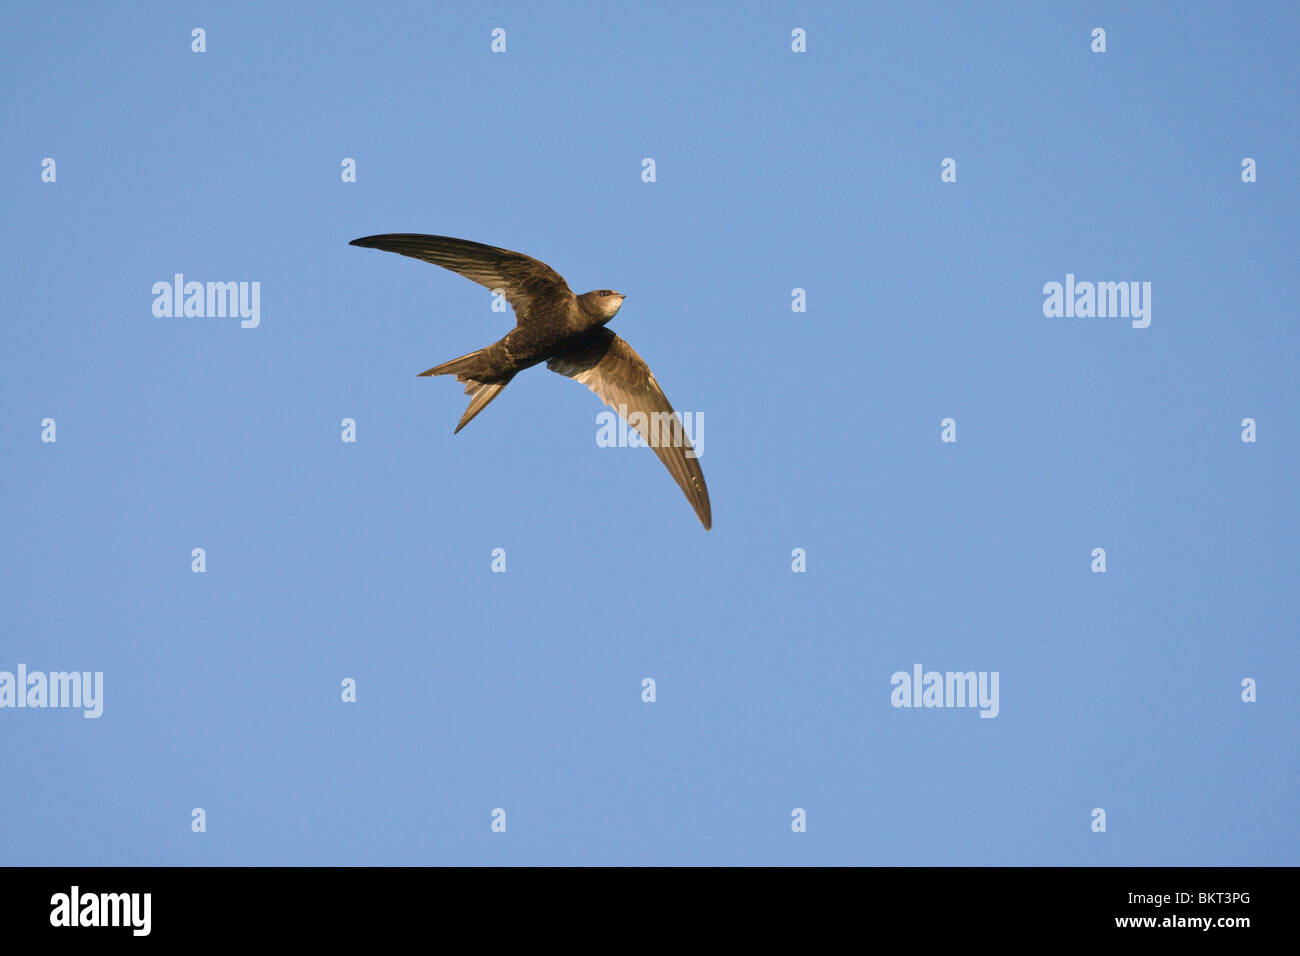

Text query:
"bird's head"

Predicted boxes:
[[580, 289, 626, 323]]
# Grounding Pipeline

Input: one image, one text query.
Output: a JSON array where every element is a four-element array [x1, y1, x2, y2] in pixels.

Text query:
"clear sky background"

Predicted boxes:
[[2, 2, 1296, 866]]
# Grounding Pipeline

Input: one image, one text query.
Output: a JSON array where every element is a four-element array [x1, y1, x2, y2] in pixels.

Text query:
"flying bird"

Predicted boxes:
[[349, 234, 711, 530]]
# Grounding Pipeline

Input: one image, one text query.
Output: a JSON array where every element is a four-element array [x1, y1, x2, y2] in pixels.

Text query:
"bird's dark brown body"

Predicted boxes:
[[349, 233, 712, 529], [475, 292, 615, 377]]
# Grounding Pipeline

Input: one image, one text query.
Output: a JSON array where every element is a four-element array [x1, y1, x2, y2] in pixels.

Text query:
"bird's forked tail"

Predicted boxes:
[[419, 348, 516, 434]]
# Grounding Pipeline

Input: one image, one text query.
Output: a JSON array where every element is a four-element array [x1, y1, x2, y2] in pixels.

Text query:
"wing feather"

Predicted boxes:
[[349, 234, 572, 323], [548, 328, 711, 530]]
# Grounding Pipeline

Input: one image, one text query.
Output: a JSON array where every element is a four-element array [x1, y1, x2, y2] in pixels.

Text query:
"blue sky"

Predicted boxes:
[[1, 1, 1296, 865]]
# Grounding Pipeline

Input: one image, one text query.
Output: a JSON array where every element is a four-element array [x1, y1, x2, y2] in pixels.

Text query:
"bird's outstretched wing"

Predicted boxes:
[[349, 234, 572, 323], [548, 328, 711, 530]]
